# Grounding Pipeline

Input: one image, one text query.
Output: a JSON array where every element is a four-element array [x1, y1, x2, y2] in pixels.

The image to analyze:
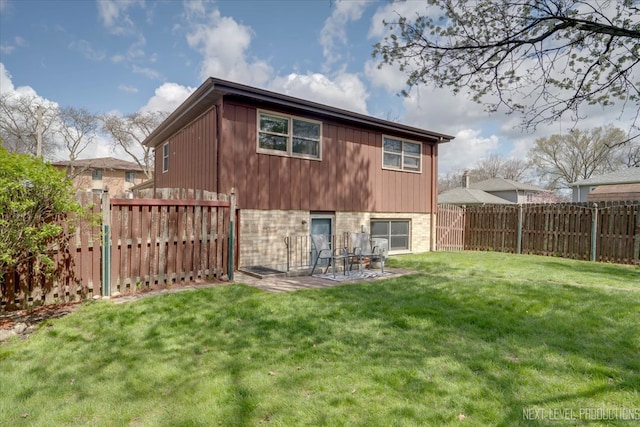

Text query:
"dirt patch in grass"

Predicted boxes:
[[0, 302, 82, 340]]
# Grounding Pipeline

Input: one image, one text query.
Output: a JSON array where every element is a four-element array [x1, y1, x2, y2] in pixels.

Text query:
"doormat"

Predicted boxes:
[[241, 266, 285, 276]]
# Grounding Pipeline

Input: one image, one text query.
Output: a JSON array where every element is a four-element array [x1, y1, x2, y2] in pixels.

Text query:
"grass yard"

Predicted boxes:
[[1, 252, 639, 426]]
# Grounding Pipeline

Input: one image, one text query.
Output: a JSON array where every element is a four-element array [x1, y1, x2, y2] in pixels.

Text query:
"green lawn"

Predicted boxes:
[[1, 252, 639, 426]]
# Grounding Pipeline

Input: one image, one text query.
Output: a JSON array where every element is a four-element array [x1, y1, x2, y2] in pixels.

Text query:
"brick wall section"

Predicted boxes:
[[239, 209, 432, 269]]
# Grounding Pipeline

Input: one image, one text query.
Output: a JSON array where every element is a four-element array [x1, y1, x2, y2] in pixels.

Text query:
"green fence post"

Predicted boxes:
[[101, 187, 111, 297], [590, 203, 598, 262], [516, 204, 523, 254]]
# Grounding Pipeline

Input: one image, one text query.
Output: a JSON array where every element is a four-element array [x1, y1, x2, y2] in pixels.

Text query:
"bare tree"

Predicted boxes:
[[0, 94, 59, 158], [472, 155, 531, 182], [373, 1, 640, 136], [439, 154, 532, 193], [495, 157, 531, 182], [100, 111, 168, 180], [56, 107, 98, 177], [529, 125, 628, 189], [438, 169, 465, 193], [472, 155, 504, 181]]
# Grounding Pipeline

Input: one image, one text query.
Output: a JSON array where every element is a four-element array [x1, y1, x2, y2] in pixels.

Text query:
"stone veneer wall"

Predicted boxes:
[[238, 209, 432, 270]]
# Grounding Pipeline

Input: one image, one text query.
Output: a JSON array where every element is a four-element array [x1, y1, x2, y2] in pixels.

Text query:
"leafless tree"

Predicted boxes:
[[529, 125, 628, 189], [100, 111, 168, 180], [56, 107, 98, 177], [0, 94, 59, 158]]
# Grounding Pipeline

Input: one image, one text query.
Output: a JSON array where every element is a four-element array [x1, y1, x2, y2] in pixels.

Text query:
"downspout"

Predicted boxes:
[[430, 141, 439, 251], [215, 99, 235, 280], [215, 100, 223, 194]]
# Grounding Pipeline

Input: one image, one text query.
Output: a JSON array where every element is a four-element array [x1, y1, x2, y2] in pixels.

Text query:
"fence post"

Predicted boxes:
[[516, 204, 523, 254], [101, 187, 111, 297], [227, 189, 236, 281], [590, 203, 598, 262], [634, 204, 640, 265]]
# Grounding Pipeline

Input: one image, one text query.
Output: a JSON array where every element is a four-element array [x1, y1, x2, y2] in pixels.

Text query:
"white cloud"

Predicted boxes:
[[439, 129, 500, 175], [185, 8, 272, 87], [139, 82, 195, 114], [0, 62, 15, 94], [364, 60, 407, 94], [97, 0, 142, 35], [368, 0, 432, 39], [68, 39, 106, 61], [319, 0, 371, 68], [0, 35, 27, 55], [118, 84, 138, 93], [132, 64, 161, 80], [269, 72, 369, 114]]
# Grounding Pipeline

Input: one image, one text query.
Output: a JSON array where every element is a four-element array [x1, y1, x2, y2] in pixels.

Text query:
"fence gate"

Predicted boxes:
[[437, 204, 465, 251]]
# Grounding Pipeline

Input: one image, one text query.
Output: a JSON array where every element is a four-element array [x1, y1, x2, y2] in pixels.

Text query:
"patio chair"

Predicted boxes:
[[310, 234, 349, 277], [349, 233, 385, 274]]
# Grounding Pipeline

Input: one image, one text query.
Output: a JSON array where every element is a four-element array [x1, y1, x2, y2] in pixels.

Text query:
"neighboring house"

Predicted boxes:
[[439, 173, 552, 205], [569, 168, 640, 202], [52, 157, 146, 197], [438, 187, 514, 205], [143, 77, 454, 270], [469, 178, 551, 203]]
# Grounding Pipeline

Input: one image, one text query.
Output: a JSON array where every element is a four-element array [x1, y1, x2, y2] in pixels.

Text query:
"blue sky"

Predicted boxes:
[[0, 0, 634, 175]]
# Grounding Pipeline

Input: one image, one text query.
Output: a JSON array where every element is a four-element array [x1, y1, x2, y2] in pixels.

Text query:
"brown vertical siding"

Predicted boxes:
[[156, 99, 437, 214], [154, 107, 218, 192]]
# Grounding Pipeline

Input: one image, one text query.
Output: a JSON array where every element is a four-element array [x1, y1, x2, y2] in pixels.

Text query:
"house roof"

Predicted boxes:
[[469, 178, 545, 192], [438, 188, 514, 205], [52, 157, 144, 171], [569, 168, 640, 186], [143, 77, 455, 149], [588, 183, 640, 195]]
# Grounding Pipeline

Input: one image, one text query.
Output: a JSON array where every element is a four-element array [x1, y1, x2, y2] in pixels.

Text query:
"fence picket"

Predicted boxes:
[[437, 202, 639, 265], [2, 190, 232, 311]]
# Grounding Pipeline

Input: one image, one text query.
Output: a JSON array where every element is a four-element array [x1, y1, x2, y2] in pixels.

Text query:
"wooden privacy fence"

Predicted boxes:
[[437, 202, 640, 265], [1, 189, 233, 311]]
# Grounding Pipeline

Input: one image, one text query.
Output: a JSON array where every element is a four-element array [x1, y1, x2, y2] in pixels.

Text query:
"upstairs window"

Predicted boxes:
[[162, 143, 169, 173], [125, 171, 136, 183], [383, 136, 421, 172], [258, 111, 321, 160], [92, 169, 103, 180]]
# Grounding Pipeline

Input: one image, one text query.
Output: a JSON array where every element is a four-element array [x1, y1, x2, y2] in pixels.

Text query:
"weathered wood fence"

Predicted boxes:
[[437, 202, 640, 265], [1, 189, 233, 311]]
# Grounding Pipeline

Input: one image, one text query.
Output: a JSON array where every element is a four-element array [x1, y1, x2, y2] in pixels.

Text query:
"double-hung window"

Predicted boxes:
[[125, 171, 136, 183], [92, 169, 103, 181], [371, 219, 411, 252], [383, 136, 421, 172], [258, 111, 321, 159]]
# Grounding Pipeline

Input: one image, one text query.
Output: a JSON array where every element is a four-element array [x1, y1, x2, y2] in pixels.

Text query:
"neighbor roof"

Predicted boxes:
[[438, 188, 514, 205], [469, 178, 545, 192], [143, 77, 455, 149], [52, 157, 143, 171], [569, 168, 640, 186]]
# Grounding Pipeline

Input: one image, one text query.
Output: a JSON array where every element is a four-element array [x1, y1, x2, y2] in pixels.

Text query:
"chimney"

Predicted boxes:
[[462, 170, 470, 188]]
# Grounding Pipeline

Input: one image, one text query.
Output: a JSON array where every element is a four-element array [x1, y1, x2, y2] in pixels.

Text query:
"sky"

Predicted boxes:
[[0, 0, 636, 178]]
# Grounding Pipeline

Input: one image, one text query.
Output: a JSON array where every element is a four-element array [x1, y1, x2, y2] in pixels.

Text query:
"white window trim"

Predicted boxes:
[[257, 109, 322, 161], [370, 218, 412, 253], [162, 143, 169, 173], [381, 135, 422, 173]]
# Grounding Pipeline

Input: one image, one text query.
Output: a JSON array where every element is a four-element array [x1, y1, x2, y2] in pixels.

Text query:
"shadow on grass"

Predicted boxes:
[[313, 274, 640, 425], [4, 277, 639, 425]]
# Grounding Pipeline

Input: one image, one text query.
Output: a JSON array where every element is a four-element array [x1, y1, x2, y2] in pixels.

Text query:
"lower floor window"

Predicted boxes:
[[370, 220, 410, 251]]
